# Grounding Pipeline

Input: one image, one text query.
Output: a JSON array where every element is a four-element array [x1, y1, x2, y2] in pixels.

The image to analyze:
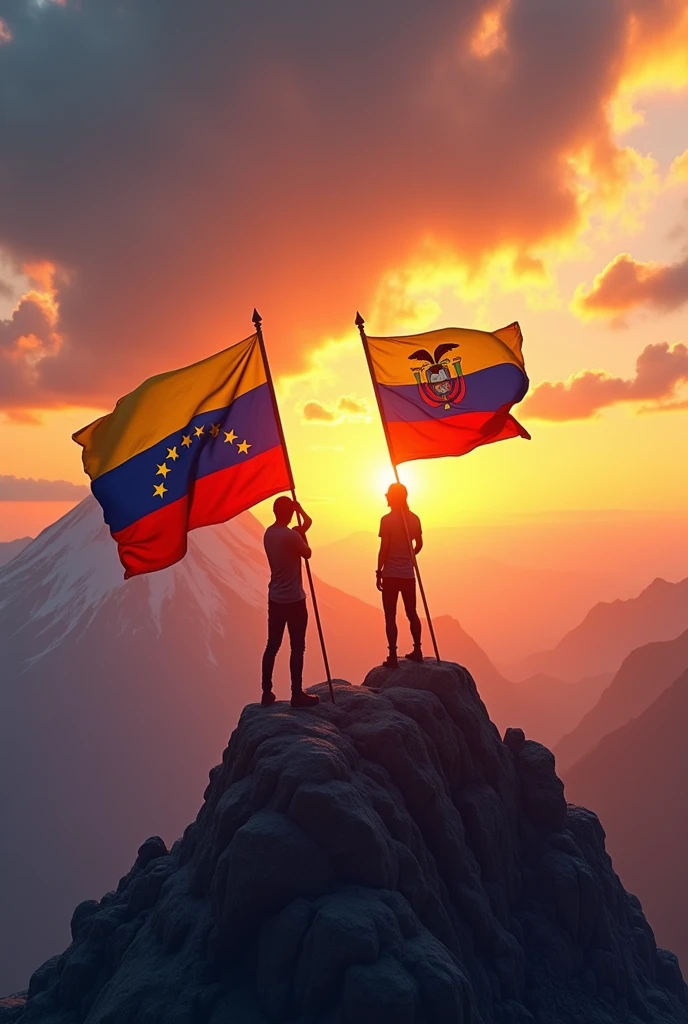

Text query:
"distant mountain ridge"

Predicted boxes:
[[0, 537, 31, 567], [514, 576, 688, 682], [315, 529, 623, 664], [566, 666, 688, 968], [556, 627, 688, 772]]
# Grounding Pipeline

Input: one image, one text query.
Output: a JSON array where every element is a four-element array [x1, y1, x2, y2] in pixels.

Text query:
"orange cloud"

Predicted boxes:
[[23, 261, 60, 295], [302, 401, 336, 424], [0, 18, 12, 44], [1, 0, 687, 417], [301, 396, 370, 426], [470, 0, 510, 59], [522, 342, 688, 421], [0, 263, 64, 414], [573, 252, 688, 320], [667, 149, 688, 186], [609, 4, 688, 133]]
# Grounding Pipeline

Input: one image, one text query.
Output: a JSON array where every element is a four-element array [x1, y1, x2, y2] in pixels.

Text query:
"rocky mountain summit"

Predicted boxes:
[[3, 661, 686, 1024], [0, 498, 613, 993]]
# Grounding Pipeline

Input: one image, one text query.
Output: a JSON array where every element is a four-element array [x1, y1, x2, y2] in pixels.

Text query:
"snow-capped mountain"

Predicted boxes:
[[0, 497, 268, 671]]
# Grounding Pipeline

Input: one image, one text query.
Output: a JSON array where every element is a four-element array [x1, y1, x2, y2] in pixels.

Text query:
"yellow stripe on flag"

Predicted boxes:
[[73, 334, 266, 480], [365, 325, 525, 387]]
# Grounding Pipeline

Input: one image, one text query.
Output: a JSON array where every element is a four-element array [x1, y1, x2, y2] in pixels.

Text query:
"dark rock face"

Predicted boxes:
[[135, 836, 169, 869], [7, 661, 687, 1024]]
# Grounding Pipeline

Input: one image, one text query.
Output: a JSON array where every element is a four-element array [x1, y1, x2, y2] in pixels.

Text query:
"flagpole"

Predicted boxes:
[[355, 311, 441, 663], [252, 309, 335, 703]]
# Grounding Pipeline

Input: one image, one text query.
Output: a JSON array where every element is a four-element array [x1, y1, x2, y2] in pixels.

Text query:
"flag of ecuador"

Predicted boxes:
[[364, 323, 530, 465], [73, 335, 291, 578]]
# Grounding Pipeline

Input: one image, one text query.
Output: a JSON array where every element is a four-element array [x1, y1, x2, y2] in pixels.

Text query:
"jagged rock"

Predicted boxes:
[[503, 728, 525, 753], [513, 740, 566, 831], [7, 660, 687, 1024], [135, 836, 169, 869]]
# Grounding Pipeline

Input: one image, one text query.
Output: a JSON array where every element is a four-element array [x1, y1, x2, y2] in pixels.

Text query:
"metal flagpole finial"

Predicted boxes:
[[252, 309, 262, 327], [355, 311, 365, 330]]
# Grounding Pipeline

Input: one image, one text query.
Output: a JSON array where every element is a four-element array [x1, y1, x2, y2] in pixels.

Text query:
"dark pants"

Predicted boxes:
[[261, 598, 308, 695], [382, 577, 421, 652]]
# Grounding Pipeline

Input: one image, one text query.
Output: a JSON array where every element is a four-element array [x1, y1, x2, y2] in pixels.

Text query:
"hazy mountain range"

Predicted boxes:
[[565, 665, 688, 967], [556, 627, 688, 772], [316, 530, 624, 666], [315, 510, 688, 664], [515, 576, 688, 682], [0, 537, 30, 566]]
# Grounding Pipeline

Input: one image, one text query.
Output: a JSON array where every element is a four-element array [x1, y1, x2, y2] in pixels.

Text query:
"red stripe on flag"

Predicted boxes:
[[388, 408, 530, 464], [187, 444, 290, 530], [112, 445, 290, 578]]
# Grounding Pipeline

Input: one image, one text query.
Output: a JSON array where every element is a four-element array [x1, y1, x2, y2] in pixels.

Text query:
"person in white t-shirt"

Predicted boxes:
[[261, 495, 320, 708], [376, 482, 423, 669]]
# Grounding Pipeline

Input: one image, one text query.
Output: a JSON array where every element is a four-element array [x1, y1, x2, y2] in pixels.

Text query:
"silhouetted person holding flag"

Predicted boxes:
[[262, 496, 320, 708], [376, 482, 423, 668]]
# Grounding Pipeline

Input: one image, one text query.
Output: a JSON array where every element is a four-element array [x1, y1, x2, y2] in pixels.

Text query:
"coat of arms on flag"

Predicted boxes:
[[409, 341, 466, 410]]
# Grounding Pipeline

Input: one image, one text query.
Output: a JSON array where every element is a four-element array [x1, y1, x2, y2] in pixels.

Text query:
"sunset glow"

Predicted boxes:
[[0, 0, 686, 559], [4, 6, 688, 1007]]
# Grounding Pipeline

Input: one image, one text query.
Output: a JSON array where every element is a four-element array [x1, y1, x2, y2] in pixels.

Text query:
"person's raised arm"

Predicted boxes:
[[293, 501, 312, 537]]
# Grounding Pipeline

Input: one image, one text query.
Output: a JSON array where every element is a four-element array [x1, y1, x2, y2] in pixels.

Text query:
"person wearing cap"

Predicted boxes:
[[261, 495, 320, 708], [376, 482, 423, 668]]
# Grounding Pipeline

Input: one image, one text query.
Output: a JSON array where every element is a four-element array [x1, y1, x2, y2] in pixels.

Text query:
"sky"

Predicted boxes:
[[1, 0, 688, 551]]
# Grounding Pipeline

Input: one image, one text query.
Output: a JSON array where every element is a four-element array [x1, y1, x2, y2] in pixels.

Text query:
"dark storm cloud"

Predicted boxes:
[[0, 0, 683, 410]]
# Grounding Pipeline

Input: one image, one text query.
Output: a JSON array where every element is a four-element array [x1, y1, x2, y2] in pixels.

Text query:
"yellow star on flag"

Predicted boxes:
[[209, 423, 220, 438], [153, 482, 168, 499], [194, 425, 205, 438], [167, 446, 179, 461], [181, 434, 192, 448], [224, 429, 237, 444], [156, 462, 171, 478], [237, 439, 251, 454]]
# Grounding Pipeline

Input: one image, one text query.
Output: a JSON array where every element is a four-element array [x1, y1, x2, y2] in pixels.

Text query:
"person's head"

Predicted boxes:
[[273, 495, 295, 525], [386, 482, 409, 511]]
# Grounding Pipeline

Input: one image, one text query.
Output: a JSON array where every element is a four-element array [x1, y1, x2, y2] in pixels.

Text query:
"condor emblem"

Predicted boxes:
[[409, 342, 466, 410]]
